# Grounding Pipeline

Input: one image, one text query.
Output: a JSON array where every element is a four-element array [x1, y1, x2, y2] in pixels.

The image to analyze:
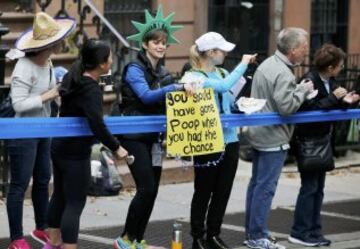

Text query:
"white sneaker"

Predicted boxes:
[[247, 238, 286, 249]]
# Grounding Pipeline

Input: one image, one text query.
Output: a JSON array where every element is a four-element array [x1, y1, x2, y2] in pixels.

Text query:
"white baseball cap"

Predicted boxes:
[[195, 32, 235, 52]]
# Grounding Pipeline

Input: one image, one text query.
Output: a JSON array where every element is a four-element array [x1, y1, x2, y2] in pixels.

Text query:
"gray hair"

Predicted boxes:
[[276, 27, 308, 54]]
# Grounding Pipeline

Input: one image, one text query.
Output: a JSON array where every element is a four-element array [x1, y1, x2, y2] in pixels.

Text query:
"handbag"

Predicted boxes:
[[295, 134, 334, 172], [0, 95, 15, 118]]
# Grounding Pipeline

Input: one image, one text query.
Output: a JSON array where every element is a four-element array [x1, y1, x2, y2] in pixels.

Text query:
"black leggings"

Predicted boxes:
[[47, 155, 91, 244], [191, 142, 240, 239], [121, 139, 162, 241]]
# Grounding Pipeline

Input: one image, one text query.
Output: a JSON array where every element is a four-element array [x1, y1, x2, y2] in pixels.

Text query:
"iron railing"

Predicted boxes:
[[35, 0, 141, 78]]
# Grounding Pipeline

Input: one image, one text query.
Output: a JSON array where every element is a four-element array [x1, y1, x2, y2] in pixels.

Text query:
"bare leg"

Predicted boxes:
[[48, 228, 62, 246], [63, 244, 77, 249]]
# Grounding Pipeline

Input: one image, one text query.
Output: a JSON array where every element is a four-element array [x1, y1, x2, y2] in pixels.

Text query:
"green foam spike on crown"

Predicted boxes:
[[127, 5, 183, 45]]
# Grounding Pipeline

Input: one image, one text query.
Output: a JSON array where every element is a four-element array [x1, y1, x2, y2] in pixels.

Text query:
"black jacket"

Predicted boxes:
[[120, 51, 173, 116], [295, 70, 345, 138], [52, 62, 120, 158], [117, 51, 173, 142]]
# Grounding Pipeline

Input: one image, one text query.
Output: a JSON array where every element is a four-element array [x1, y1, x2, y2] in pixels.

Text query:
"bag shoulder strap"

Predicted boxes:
[[190, 68, 208, 78], [215, 67, 226, 79]]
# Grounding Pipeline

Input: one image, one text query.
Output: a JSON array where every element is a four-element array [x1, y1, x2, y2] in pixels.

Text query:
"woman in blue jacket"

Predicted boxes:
[[186, 32, 256, 249]]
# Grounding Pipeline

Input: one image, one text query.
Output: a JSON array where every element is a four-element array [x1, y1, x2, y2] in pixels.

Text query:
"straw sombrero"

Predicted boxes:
[[15, 12, 76, 52]]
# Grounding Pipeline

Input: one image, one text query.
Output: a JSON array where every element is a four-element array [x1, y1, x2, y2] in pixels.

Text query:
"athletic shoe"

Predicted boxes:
[[247, 238, 286, 249], [42, 242, 63, 249], [288, 235, 319, 247], [8, 239, 31, 249], [207, 236, 230, 249], [30, 229, 50, 245], [114, 237, 136, 249]]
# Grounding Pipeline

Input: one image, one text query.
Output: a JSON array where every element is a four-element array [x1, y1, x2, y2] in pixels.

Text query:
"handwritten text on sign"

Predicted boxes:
[[166, 88, 225, 157]]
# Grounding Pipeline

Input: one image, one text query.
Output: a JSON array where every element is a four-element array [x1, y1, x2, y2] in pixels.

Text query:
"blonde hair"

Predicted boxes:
[[189, 44, 208, 70]]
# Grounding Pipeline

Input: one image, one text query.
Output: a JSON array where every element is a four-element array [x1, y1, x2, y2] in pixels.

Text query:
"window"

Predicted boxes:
[[104, 0, 151, 40], [208, 0, 269, 70], [311, 0, 348, 53], [102, 0, 152, 75]]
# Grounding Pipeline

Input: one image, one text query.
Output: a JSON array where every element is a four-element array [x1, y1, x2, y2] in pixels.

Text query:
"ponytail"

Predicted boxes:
[[189, 44, 207, 70]]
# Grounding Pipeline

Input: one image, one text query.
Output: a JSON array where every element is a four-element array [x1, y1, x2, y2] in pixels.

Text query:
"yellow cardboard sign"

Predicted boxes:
[[166, 88, 225, 157]]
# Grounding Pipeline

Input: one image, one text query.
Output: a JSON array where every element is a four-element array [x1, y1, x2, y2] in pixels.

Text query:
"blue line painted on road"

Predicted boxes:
[[0, 109, 359, 139]]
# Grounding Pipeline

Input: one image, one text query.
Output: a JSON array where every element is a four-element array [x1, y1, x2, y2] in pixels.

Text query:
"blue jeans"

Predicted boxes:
[[6, 138, 51, 241], [245, 149, 287, 239], [291, 170, 326, 239]]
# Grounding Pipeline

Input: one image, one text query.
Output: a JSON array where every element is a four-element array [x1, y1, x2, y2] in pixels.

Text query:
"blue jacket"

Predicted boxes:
[[125, 64, 177, 105], [188, 63, 248, 143]]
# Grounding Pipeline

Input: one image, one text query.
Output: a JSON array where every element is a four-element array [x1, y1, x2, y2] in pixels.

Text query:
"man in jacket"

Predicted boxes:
[[244, 27, 314, 249]]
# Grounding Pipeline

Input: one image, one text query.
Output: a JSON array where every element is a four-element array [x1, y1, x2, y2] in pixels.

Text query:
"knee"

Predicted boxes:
[[300, 181, 320, 195], [8, 180, 30, 196], [261, 181, 278, 197], [32, 176, 51, 189], [33, 170, 51, 186], [66, 199, 87, 216], [193, 188, 211, 201], [137, 185, 158, 200]]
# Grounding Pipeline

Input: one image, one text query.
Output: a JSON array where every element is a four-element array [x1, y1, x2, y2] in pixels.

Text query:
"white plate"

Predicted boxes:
[[236, 97, 267, 114]]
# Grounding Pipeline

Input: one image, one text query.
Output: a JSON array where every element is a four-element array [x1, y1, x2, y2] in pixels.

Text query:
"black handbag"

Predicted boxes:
[[0, 95, 15, 118], [295, 134, 335, 172]]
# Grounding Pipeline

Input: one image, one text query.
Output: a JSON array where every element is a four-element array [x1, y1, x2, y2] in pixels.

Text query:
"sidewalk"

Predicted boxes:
[[0, 152, 360, 248]]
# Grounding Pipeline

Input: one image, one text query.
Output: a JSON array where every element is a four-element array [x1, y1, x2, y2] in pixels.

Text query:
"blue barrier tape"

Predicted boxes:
[[0, 109, 359, 139]]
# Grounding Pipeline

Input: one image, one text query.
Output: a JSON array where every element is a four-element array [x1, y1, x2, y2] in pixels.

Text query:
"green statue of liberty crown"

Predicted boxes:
[[127, 5, 183, 45]]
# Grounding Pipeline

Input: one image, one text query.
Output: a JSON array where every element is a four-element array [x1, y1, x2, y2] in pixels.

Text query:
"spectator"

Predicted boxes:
[[6, 12, 75, 249], [289, 44, 359, 247], [112, 6, 194, 249], [46, 39, 128, 249], [244, 27, 314, 249], [185, 32, 256, 249]]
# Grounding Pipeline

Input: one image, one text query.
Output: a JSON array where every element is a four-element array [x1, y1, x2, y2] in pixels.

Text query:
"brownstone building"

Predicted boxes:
[[1, 0, 360, 75], [160, 0, 360, 73]]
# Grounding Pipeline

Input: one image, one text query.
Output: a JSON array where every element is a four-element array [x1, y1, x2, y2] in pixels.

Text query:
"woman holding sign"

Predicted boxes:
[[185, 32, 256, 249], [112, 6, 194, 249]]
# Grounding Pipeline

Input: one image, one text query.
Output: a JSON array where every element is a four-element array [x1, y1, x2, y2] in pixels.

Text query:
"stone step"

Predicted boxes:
[[0, 12, 34, 33], [2, 31, 22, 48], [0, 1, 32, 13]]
